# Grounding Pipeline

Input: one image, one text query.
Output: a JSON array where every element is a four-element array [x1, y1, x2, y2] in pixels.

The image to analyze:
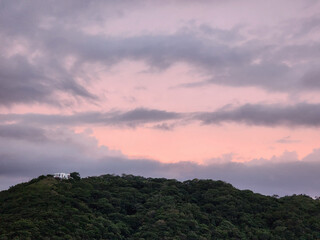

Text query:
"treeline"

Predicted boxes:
[[0, 174, 320, 239]]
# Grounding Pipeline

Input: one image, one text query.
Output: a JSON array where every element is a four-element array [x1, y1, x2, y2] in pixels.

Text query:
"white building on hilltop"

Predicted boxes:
[[54, 173, 70, 179]]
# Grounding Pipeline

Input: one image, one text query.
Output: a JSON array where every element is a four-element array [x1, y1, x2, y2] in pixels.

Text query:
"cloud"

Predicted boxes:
[[2, 103, 320, 128], [276, 136, 300, 144], [0, 0, 138, 106], [1, 0, 320, 106], [0, 124, 47, 142], [0, 55, 96, 106], [49, 27, 318, 94], [47, 29, 320, 93], [290, 14, 320, 37], [1, 125, 320, 197], [196, 103, 320, 127], [0, 55, 52, 105], [1, 19, 253, 105], [152, 123, 175, 131], [0, 108, 182, 128], [300, 69, 320, 89]]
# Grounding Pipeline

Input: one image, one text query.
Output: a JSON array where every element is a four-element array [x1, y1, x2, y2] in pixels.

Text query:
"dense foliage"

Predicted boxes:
[[1, 174, 320, 240]]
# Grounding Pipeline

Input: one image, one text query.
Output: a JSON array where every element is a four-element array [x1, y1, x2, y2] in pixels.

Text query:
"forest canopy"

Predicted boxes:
[[0, 174, 320, 240]]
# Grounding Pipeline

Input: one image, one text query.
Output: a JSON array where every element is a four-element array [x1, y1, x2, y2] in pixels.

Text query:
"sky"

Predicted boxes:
[[1, 0, 320, 196]]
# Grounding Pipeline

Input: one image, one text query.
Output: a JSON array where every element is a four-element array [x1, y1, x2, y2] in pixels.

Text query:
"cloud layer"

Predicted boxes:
[[1, 1, 320, 106], [2, 103, 320, 128], [1, 126, 320, 197], [197, 103, 320, 127]]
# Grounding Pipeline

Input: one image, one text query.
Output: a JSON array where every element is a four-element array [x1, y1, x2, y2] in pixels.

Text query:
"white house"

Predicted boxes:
[[54, 173, 71, 179]]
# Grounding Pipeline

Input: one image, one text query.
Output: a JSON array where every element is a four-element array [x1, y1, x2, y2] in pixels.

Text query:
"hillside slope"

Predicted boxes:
[[0, 174, 320, 240]]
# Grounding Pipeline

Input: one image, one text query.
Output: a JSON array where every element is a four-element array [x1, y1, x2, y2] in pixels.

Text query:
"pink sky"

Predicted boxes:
[[1, 0, 320, 195]]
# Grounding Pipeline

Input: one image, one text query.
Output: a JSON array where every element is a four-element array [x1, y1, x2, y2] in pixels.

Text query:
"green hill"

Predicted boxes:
[[1, 174, 320, 240]]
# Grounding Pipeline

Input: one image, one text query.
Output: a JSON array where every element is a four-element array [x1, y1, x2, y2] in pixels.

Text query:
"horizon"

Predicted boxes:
[[1, 0, 320, 197], [3, 172, 320, 199]]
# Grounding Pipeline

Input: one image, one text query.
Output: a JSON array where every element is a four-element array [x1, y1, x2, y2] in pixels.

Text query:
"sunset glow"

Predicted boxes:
[[1, 0, 320, 196]]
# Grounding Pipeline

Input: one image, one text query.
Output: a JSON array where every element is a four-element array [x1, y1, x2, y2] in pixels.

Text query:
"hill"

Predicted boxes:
[[0, 174, 320, 240]]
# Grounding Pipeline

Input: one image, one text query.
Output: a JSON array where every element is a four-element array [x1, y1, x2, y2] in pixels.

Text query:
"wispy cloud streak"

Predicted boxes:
[[2, 103, 320, 128]]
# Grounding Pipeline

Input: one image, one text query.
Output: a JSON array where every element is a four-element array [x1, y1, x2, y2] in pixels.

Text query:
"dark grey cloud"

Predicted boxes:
[[0, 0, 137, 36], [291, 14, 320, 37], [276, 136, 300, 144], [0, 0, 138, 105], [2, 103, 320, 128], [59, 30, 318, 93], [152, 123, 175, 131], [0, 55, 96, 106], [1, 126, 320, 196], [198, 24, 243, 42], [197, 103, 320, 127], [0, 108, 182, 128], [1, 0, 320, 106], [0, 124, 47, 142], [0, 55, 52, 105], [300, 69, 320, 89], [44, 30, 252, 72], [49, 27, 317, 93]]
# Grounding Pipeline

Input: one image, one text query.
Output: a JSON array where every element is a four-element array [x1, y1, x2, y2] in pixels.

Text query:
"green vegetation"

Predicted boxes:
[[1, 174, 320, 239]]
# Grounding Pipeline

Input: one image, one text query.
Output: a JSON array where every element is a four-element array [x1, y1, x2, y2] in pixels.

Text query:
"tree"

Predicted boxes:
[[70, 172, 80, 180]]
